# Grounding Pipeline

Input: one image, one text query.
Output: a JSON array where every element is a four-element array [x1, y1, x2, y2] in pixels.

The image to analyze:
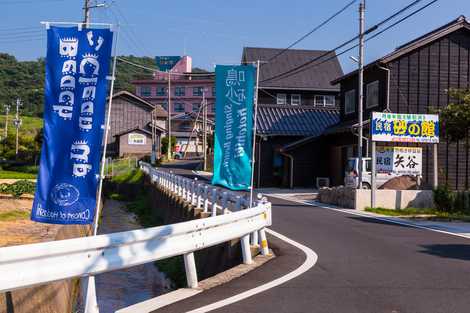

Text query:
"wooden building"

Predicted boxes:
[[242, 47, 343, 108], [328, 16, 470, 189], [106, 90, 167, 156]]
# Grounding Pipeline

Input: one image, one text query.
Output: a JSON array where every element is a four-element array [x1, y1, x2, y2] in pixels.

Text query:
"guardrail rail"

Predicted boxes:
[[0, 162, 272, 313]]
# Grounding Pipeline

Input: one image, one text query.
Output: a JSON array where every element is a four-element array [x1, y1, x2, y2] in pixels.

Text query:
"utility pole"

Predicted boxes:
[[13, 99, 22, 157], [357, 0, 365, 189], [3, 104, 10, 140], [167, 72, 172, 160], [202, 90, 207, 171], [83, 0, 106, 27]]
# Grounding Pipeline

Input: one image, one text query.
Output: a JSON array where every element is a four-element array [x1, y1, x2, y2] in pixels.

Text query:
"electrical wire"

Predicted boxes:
[[117, 56, 215, 77], [268, 0, 357, 62], [261, 0, 429, 83]]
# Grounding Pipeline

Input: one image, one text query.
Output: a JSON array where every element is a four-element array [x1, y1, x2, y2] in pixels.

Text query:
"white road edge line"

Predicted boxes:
[[185, 229, 318, 313], [268, 194, 470, 240]]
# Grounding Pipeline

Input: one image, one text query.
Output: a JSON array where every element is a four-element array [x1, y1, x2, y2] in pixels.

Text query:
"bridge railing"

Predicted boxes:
[[0, 162, 272, 313]]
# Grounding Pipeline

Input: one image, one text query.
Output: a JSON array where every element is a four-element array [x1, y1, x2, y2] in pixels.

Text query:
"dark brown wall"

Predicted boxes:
[[106, 96, 153, 155], [258, 88, 339, 107], [337, 28, 470, 190]]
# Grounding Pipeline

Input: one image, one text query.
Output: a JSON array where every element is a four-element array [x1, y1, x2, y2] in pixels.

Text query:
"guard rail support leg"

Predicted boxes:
[[250, 231, 259, 247], [211, 189, 218, 217], [183, 252, 198, 288], [259, 228, 270, 256], [83, 276, 99, 313], [241, 234, 253, 264]]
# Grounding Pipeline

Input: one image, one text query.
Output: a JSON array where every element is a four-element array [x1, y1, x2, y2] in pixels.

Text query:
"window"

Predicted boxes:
[[325, 95, 336, 106], [156, 86, 166, 96], [291, 94, 301, 105], [140, 86, 151, 97], [314, 95, 336, 107], [174, 103, 185, 112], [211, 104, 216, 113], [344, 89, 356, 114], [366, 80, 379, 108], [174, 86, 185, 96], [192, 103, 200, 112], [276, 93, 287, 105], [161, 102, 168, 110], [212, 86, 216, 96], [193, 87, 204, 96], [128, 133, 146, 145]]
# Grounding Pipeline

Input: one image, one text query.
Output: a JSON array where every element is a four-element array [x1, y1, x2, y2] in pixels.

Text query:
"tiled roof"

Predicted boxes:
[[256, 104, 340, 137], [242, 47, 343, 91]]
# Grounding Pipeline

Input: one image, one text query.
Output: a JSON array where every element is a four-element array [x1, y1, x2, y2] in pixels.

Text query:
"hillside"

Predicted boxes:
[[0, 54, 157, 117]]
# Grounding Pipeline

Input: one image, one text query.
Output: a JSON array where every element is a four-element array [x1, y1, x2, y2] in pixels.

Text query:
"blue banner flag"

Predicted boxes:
[[31, 26, 113, 224], [212, 65, 255, 190]]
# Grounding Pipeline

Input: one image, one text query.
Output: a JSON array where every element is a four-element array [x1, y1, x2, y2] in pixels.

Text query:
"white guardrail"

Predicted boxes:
[[0, 162, 272, 313]]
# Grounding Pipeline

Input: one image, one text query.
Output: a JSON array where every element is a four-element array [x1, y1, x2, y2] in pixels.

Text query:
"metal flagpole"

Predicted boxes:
[[92, 25, 119, 237], [167, 72, 172, 160], [249, 60, 261, 207]]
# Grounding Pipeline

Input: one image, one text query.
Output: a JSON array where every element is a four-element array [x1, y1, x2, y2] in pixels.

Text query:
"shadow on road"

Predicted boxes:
[[347, 216, 414, 228], [419, 244, 470, 261]]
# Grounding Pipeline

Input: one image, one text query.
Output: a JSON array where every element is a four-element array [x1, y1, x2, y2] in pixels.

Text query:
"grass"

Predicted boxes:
[[0, 210, 30, 221], [0, 170, 36, 179], [111, 168, 143, 184], [0, 115, 43, 137], [365, 207, 470, 222]]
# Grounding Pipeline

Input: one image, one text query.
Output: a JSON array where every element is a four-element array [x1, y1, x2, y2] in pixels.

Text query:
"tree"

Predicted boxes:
[[161, 136, 176, 156], [440, 89, 470, 142]]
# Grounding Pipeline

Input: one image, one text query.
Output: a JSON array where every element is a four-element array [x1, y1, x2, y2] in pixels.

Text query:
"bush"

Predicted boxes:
[[0, 180, 36, 197], [433, 185, 455, 213]]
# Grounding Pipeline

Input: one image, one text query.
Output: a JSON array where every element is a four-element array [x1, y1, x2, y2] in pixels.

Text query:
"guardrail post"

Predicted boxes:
[[235, 196, 242, 211], [83, 276, 99, 313], [203, 186, 209, 213], [196, 183, 202, 209], [250, 230, 259, 247], [221, 192, 228, 213], [183, 252, 198, 288], [211, 189, 218, 217], [259, 228, 270, 256], [192, 179, 197, 205], [241, 234, 253, 265]]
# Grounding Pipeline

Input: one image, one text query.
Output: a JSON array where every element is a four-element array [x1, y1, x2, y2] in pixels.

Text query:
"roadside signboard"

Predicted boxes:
[[371, 112, 439, 143], [376, 146, 422, 176]]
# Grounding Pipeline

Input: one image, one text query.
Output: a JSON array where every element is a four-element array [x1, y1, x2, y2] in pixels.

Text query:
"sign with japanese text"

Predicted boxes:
[[376, 146, 422, 176], [31, 26, 113, 224], [371, 112, 439, 143], [212, 65, 255, 191], [155, 56, 181, 72]]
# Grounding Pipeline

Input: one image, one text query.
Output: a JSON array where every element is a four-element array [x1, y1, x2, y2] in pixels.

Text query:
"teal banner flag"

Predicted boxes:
[[212, 65, 255, 190]]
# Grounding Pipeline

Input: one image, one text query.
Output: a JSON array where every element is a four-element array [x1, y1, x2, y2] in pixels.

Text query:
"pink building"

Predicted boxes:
[[132, 56, 215, 116]]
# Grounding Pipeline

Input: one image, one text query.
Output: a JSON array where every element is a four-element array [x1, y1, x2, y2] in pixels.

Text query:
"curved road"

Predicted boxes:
[[154, 162, 470, 313]]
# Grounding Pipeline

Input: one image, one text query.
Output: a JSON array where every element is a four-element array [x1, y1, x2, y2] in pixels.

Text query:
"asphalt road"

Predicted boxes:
[[154, 162, 470, 313]]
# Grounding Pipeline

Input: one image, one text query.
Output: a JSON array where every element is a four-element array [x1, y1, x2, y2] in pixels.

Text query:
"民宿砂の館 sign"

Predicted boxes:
[[371, 112, 439, 143]]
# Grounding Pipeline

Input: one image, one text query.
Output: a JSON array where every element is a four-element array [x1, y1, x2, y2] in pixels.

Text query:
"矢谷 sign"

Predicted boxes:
[[376, 146, 422, 176], [31, 26, 113, 224], [371, 112, 439, 143], [212, 65, 255, 191]]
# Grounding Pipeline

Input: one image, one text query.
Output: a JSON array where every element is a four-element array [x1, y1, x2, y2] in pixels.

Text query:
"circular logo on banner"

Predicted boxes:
[[51, 183, 80, 207]]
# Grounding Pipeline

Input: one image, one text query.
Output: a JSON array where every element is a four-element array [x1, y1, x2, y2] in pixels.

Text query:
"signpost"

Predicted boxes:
[[370, 112, 439, 208]]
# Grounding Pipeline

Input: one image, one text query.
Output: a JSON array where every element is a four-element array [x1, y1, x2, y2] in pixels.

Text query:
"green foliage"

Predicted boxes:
[[365, 207, 438, 216], [0, 180, 36, 197], [155, 256, 186, 289], [115, 55, 157, 93], [161, 136, 176, 156], [433, 185, 456, 213], [0, 54, 45, 117], [0, 170, 36, 179], [111, 168, 143, 184], [440, 88, 470, 142], [0, 210, 30, 221], [0, 53, 159, 117]]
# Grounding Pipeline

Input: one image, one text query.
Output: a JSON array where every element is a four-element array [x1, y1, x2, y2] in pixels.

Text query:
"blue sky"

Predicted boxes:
[[0, 0, 469, 74]]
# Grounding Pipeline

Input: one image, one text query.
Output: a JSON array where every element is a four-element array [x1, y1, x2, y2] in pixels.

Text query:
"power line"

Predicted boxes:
[[117, 56, 215, 77], [261, 0, 428, 83], [271, 0, 440, 84], [268, 0, 357, 62]]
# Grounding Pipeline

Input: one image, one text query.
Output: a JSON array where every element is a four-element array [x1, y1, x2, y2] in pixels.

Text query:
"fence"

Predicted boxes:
[[0, 162, 272, 313], [104, 157, 138, 177]]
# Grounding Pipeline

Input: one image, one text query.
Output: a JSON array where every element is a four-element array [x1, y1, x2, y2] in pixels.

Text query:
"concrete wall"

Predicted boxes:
[[319, 187, 434, 210], [118, 131, 153, 157], [355, 190, 434, 210]]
